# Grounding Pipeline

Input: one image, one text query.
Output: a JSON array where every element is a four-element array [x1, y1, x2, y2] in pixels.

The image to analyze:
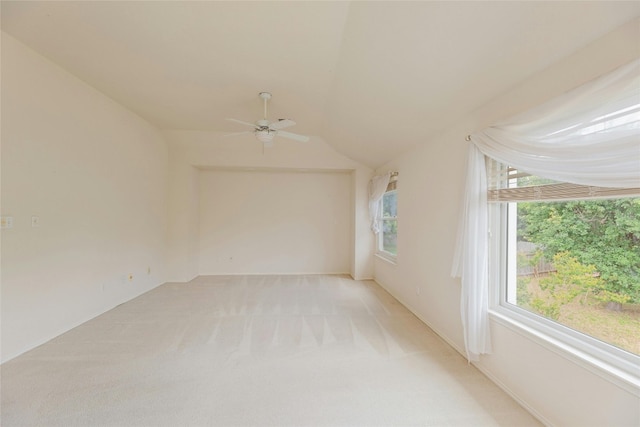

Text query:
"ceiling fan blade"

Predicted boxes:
[[269, 119, 296, 130], [222, 131, 252, 137], [278, 130, 310, 143], [226, 118, 258, 129]]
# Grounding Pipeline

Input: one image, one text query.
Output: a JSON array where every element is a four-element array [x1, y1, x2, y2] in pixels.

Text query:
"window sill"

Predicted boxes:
[[375, 252, 397, 265], [489, 307, 640, 395]]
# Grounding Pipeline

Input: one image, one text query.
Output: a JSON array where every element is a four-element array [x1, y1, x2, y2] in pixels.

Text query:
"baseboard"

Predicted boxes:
[[371, 277, 550, 427], [165, 273, 198, 283], [349, 273, 374, 281], [372, 277, 466, 356], [472, 361, 553, 426], [1, 278, 166, 364], [195, 272, 352, 277]]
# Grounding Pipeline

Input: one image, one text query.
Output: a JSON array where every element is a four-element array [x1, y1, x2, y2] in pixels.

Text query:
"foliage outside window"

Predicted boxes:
[[497, 168, 640, 357], [378, 189, 397, 259], [454, 60, 640, 371]]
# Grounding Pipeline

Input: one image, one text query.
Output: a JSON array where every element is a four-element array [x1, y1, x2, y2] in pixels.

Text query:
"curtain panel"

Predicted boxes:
[[368, 172, 391, 233], [452, 58, 640, 362]]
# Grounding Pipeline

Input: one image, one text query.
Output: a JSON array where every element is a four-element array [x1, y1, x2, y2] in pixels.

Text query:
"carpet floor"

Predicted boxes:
[[1, 275, 541, 426]]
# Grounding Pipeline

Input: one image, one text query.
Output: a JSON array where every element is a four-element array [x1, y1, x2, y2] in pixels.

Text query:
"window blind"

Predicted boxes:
[[487, 162, 640, 203], [386, 172, 398, 192], [488, 182, 640, 202]]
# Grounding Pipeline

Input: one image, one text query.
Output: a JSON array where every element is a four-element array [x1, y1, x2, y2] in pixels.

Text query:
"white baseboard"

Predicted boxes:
[[472, 361, 553, 426], [372, 278, 466, 356], [371, 277, 550, 427], [195, 272, 352, 277]]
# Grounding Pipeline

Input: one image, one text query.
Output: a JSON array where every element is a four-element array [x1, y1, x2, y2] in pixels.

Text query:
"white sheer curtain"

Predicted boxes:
[[452, 58, 640, 362], [451, 145, 492, 361], [369, 172, 391, 233]]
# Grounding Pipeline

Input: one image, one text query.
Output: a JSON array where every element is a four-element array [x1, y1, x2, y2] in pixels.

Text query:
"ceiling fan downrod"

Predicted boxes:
[[259, 92, 272, 121]]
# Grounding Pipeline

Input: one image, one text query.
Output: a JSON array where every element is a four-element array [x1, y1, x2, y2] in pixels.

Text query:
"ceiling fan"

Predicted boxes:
[[225, 92, 310, 147]]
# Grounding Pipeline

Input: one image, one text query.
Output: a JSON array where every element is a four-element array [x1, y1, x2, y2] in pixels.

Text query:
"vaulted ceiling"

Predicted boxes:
[[2, 1, 638, 168]]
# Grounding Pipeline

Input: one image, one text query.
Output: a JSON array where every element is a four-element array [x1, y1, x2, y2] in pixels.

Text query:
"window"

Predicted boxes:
[[486, 98, 640, 378], [454, 59, 639, 366], [490, 163, 640, 359], [377, 177, 397, 260]]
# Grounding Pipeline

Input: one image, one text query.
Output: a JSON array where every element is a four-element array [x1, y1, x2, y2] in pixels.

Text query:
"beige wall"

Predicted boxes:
[[373, 19, 640, 426], [0, 34, 169, 362], [163, 130, 373, 282], [198, 169, 351, 275]]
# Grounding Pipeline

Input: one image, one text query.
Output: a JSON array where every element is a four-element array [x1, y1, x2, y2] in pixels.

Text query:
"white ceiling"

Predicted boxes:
[[2, 1, 639, 168]]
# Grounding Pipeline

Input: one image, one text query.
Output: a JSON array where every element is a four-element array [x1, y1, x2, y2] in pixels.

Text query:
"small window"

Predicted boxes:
[[378, 178, 397, 260]]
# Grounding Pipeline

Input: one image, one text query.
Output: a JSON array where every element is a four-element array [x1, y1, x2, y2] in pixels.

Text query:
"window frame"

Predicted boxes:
[[488, 183, 640, 392], [376, 188, 398, 262]]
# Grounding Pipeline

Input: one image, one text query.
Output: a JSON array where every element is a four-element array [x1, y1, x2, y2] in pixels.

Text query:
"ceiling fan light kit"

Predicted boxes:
[[225, 92, 310, 146], [255, 129, 275, 144]]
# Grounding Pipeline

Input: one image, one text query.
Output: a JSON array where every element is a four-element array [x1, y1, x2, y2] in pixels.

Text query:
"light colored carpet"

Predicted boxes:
[[1, 275, 541, 426]]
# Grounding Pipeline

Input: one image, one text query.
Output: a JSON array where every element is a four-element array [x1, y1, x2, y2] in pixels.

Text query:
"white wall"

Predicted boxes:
[[199, 169, 350, 275], [0, 34, 168, 362], [166, 144, 201, 283], [373, 19, 640, 427], [164, 130, 373, 282]]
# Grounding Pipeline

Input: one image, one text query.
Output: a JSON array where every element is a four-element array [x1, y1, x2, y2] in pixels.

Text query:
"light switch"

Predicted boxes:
[[1, 216, 13, 229]]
